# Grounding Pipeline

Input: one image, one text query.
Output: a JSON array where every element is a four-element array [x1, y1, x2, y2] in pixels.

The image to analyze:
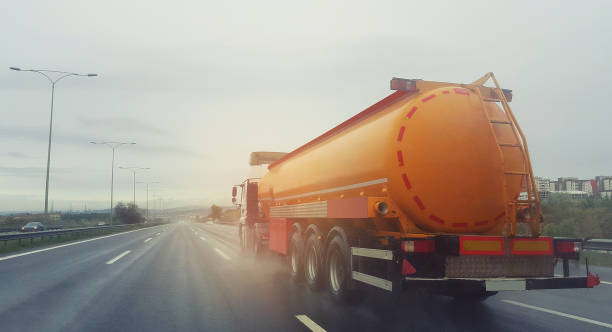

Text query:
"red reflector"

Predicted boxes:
[[402, 239, 435, 253], [402, 259, 416, 275], [391, 78, 418, 91], [587, 273, 600, 288], [555, 241, 581, 254]]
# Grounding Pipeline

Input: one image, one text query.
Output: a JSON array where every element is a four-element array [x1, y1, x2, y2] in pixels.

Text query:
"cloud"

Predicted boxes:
[[77, 116, 167, 135], [0, 124, 203, 158], [6, 151, 31, 159]]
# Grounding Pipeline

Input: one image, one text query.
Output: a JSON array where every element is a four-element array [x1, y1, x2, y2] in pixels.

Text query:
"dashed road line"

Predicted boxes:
[[0, 227, 158, 262], [144, 238, 152, 243], [502, 300, 612, 329], [296, 315, 326, 332], [106, 250, 131, 265], [214, 248, 231, 261], [200, 236, 207, 241]]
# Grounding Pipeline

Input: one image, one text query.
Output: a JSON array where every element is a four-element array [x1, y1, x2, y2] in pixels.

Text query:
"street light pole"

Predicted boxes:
[[10, 67, 97, 217], [136, 181, 159, 220], [118, 167, 150, 207], [90, 141, 136, 225]]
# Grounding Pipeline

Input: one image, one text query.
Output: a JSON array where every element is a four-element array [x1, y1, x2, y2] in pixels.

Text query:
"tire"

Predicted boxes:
[[326, 234, 362, 303], [304, 233, 324, 290], [288, 231, 303, 281]]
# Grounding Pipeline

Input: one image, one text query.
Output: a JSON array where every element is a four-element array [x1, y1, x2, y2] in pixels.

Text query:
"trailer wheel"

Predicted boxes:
[[288, 231, 303, 281], [304, 233, 324, 290], [326, 234, 361, 303]]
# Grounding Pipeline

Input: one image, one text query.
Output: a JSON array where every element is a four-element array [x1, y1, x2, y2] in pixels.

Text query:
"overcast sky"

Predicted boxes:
[[1, 0, 611, 212]]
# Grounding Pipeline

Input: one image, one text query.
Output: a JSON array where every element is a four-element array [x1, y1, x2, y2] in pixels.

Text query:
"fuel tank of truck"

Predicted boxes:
[[259, 85, 526, 234]]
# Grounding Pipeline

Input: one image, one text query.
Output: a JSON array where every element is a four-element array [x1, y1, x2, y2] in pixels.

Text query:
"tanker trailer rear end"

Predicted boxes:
[[231, 73, 600, 301]]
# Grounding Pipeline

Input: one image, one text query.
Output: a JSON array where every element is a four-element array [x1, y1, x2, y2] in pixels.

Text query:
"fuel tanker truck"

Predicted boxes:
[[231, 72, 600, 301]]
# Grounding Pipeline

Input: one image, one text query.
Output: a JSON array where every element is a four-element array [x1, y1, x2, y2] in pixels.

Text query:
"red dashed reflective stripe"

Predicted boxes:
[[422, 94, 436, 102], [442, 90, 450, 94], [495, 212, 506, 221], [453, 88, 469, 95], [452, 222, 468, 228], [397, 150, 404, 166], [413, 196, 425, 210], [401, 173, 412, 190], [406, 106, 418, 119], [475, 220, 489, 226], [429, 214, 444, 224], [397, 126, 405, 142]]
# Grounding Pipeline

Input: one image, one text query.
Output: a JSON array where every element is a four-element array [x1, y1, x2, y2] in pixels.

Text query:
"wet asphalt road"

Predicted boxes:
[[0, 221, 610, 332]]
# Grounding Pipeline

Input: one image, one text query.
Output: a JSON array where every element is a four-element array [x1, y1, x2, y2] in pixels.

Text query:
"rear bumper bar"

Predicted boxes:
[[402, 275, 599, 293]]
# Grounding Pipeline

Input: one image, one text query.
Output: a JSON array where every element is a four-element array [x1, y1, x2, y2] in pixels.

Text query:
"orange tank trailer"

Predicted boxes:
[[232, 73, 599, 301]]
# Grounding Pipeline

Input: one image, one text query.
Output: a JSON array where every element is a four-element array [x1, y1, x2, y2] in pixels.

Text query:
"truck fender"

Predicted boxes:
[[290, 221, 303, 236], [325, 226, 348, 249], [305, 224, 322, 239]]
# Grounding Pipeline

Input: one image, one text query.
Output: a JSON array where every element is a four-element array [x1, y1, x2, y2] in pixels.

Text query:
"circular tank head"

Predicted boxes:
[[387, 87, 524, 233]]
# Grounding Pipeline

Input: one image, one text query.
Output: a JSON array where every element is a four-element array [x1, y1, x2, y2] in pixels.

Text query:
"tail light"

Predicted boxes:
[[555, 241, 581, 255], [402, 239, 435, 253]]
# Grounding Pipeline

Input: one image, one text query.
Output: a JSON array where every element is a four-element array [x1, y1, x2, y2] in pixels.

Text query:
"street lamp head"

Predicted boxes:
[[87, 73, 98, 77], [9, 67, 21, 71]]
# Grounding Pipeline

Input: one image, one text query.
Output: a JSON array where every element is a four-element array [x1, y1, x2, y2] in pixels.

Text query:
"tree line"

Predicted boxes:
[[542, 193, 612, 239]]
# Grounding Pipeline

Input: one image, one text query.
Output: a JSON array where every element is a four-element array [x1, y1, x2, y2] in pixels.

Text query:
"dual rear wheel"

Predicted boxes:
[[288, 229, 357, 302]]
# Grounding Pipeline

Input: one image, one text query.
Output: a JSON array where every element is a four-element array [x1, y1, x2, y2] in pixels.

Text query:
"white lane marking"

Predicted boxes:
[[295, 315, 326, 332], [156, 233, 161, 236], [555, 274, 611, 285], [106, 250, 131, 265], [502, 300, 612, 329], [200, 236, 207, 241], [144, 238, 152, 243], [214, 248, 231, 260], [0, 227, 158, 262]]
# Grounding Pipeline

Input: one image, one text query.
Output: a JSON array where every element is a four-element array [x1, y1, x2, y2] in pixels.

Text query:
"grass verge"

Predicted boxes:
[[0, 224, 155, 256], [580, 250, 612, 268]]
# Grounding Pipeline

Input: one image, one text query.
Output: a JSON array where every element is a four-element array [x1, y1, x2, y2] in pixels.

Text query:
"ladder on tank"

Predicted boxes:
[[471, 72, 542, 237]]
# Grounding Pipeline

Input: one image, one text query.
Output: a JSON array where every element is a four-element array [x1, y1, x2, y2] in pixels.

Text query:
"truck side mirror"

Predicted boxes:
[[232, 186, 237, 197]]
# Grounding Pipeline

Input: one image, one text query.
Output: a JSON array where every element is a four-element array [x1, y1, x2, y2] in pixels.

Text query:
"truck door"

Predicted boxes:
[[245, 182, 259, 225]]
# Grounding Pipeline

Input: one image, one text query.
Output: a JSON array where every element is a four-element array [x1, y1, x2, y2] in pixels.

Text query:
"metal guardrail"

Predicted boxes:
[[0, 223, 164, 247], [583, 239, 612, 252]]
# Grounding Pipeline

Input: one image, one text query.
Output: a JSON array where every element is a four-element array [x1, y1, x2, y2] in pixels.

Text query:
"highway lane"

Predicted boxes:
[[193, 222, 612, 332], [0, 221, 610, 332]]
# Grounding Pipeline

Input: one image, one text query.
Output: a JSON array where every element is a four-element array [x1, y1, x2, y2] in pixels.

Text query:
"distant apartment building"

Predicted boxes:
[[535, 177, 551, 199], [595, 176, 612, 199], [515, 176, 610, 200]]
